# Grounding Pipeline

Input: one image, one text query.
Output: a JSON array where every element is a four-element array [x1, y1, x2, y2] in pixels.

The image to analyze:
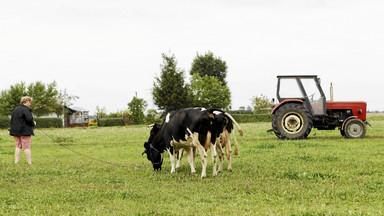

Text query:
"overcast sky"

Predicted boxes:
[[1, 0, 383, 114]]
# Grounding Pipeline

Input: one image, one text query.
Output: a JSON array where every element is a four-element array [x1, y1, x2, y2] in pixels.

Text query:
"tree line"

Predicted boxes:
[[0, 81, 78, 117], [151, 51, 272, 114], [0, 51, 273, 124]]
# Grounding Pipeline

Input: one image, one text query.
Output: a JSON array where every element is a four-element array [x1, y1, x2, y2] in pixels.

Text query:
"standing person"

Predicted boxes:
[[10, 96, 36, 165]]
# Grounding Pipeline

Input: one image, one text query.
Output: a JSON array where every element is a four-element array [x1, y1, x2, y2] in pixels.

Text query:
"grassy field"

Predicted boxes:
[[1, 116, 384, 215]]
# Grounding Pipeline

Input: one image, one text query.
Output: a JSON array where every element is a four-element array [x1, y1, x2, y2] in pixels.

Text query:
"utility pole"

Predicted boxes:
[[63, 88, 67, 127]]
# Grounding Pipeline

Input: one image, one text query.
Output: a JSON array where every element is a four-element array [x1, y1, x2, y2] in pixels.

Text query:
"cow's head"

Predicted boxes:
[[143, 123, 163, 171], [212, 110, 228, 135]]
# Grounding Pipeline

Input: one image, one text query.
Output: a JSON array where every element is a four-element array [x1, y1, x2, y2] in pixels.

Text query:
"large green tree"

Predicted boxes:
[[190, 74, 231, 109], [190, 51, 228, 86], [153, 53, 192, 112], [128, 96, 147, 124], [27, 81, 59, 117], [0, 82, 27, 116], [0, 81, 74, 117]]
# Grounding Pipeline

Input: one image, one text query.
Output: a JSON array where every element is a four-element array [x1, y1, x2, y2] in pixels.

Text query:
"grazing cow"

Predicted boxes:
[[214, 111, 243, 172], [143, 108, 225, 178], [176, 110, 244, 172]]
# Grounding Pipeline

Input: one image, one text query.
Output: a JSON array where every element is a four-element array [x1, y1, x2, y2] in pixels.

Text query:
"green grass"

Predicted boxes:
[[1, 121, 384, 215]]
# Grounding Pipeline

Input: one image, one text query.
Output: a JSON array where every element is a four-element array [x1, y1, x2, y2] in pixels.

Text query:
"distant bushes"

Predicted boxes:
[[1, 114, 273, 129], [366, 113, 384, 121], [98, 118, 125, 127], [96, 114, 272, 127], [4, 113, 379, 129], [35, 118, 63, 128], [0, 117, 63, 129], [0, 116, 10, 129], [231, 114, 273, 123]]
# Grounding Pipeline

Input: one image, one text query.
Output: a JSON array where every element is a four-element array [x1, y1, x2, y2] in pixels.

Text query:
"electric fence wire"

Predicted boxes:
[[37, 127, 152, 168]]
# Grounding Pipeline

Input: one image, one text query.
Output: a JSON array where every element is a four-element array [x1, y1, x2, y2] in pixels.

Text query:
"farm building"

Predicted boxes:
[[65, 107, 89, 127]]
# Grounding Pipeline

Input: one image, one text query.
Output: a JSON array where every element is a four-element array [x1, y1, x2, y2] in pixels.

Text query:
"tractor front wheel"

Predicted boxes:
[[343, 118, 366, 139], [272, 103, 313, 140]]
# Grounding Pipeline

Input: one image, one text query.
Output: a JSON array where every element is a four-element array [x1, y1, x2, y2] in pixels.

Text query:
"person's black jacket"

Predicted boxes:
[[10, 105, 35, 136]]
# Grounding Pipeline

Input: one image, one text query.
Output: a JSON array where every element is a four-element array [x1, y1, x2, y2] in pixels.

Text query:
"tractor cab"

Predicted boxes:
[[271, 75, 368, 140], [276, 75, 326, 115]]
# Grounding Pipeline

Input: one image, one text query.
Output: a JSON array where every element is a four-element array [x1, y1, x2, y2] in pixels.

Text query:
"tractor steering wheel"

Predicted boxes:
[[308, 93, 316, 101]]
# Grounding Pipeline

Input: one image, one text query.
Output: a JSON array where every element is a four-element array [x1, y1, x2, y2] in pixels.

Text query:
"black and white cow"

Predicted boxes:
[[142, 107, 226, 178], [176, 110, 244, 172]]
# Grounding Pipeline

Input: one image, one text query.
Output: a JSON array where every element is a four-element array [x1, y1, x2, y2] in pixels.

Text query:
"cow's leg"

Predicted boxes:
[[216, 140, 225, 172], [187, 129, 208, 178], [210, 139, 218, 177], [226, 134, 233, 171], [167, 148, 176, 173], [209, 138, 221, 176], [176, 148, 184, 169], [197, 145, 207, 178], [185, 147, 196, 174], [191, 134, 207, 178], [192, 147, 197, 168]]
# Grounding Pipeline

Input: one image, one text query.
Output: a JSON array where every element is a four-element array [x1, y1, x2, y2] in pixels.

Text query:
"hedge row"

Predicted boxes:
[[98, 118, 125, 127], [96, 114, 272, 127], [1, 114, 273, 129], [0, 117, 63, 129], [35, 118, 63, 128], [230, 114, 273, 123]]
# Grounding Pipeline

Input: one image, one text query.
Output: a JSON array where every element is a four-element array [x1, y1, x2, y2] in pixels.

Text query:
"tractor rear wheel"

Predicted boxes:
[[272, 103, 313, 140], [343, 118, 366, 139]]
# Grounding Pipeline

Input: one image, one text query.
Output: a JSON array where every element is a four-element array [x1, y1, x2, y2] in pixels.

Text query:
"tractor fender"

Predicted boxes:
[[271, 99, 304, 114], [341, 116, 358, 130]]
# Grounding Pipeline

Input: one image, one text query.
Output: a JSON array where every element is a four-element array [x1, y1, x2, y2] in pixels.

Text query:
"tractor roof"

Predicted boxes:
[[277, 75, 318, 79]]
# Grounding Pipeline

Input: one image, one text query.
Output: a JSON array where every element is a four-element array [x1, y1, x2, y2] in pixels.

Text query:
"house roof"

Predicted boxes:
[[66, 106, 88, 113]]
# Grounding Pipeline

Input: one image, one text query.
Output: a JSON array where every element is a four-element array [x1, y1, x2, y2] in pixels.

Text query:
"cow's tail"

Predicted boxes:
[[224, 113, 244, 136], [224, 113, 243, 155]]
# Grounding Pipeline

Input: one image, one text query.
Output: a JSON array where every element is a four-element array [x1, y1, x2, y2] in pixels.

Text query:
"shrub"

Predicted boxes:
[[0, 116, 10, 129], [35, 118, 63, 128], [53, 134, 74, 143], [0, 117, 63, 129], [231, 114, 273, 123], [98, 118, 125, 127], [145, 110, 162, 124]]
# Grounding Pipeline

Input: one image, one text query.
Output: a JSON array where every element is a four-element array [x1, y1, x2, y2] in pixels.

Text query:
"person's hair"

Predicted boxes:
[[21, 96, 33, 104]]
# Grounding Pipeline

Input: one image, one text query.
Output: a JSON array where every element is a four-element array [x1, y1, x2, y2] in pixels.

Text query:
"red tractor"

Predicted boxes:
[[271, 75, 369, 139]]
